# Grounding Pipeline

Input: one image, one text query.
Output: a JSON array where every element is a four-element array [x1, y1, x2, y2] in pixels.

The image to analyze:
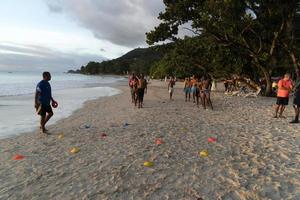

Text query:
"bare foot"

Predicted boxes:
[[279, 115, 286, 118], [40, 127, 51, 135]]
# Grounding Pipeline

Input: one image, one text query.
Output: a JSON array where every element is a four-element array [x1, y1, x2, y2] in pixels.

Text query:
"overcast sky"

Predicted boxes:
[[0, 0, 165, 72]]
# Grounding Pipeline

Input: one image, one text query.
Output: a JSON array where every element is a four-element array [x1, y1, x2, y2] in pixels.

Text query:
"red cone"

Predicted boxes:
[[13, 154, 25, 160], [208, 137, 217, 143]]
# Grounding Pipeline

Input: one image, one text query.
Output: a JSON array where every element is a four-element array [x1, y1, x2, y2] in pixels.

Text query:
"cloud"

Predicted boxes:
[[45, 0, 165, 47], [0, 43, 105, 72], [47, 2, 63, 13]]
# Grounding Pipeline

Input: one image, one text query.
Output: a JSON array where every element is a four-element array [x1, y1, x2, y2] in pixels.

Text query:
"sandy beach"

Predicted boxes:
[[0, 80, 299, 200]]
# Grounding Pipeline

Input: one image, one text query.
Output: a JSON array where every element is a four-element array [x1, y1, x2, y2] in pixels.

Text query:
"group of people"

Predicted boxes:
[[34, 71, 300, 136], [182, 75, 213, 110], [274, 73, 300, 123], [128, 73, 148, 108]]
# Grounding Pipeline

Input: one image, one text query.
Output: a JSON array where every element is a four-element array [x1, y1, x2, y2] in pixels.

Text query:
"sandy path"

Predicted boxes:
[[0, 81, 299, 200]]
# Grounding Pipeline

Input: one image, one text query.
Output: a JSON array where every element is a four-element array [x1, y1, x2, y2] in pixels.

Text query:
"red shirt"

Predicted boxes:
[[277, 79, 293, 97]]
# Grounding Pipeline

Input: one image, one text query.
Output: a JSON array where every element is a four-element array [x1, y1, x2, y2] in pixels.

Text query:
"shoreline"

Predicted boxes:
[[0, 85, 122, 139], [0, 80, 299, 199]]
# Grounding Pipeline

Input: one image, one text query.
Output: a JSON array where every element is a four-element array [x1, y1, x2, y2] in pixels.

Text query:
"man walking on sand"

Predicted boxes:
[[201, 75, 213, 110], [129, 73, 136, 103], [137, 74, 147, 108], [35, 72, 57, 134], [168, 76, 176, 100], [274, 73, 293, 118]]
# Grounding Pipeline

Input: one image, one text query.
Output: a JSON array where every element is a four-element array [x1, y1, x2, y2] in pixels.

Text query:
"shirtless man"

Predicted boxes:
[[200, 76, 213, 110], [129, 73, 136, 103], [168, 77, 176, 100], [183, 77, 191, 102], [190, 75, 197, 103], [136, 74, 147, 108]]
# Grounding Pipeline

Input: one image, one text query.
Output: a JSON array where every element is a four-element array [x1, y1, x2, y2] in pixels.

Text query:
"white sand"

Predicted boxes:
[[0, 80, 299, 200]]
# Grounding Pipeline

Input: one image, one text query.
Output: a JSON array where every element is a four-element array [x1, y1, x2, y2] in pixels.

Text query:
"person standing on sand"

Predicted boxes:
[[274, 73, 293, 118], [132, 76, 138, 107], [168, 77, 176, 100], [129, 73, 136, 103], [183, 77, 191, 102], [200, 76, 213, 110], [137, 74, 147, 108], [190, 75, 197, 103], [35, 72, 57, 134], [290, 73, 300, 123]]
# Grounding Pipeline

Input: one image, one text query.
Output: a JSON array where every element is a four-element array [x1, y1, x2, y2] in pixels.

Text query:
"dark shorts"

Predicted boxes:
[[293, 95, 300, 107], [195, 88, 200, 97], [276, 97, 289, 106], [137, 88, 145, 102], [37, 104, 53, 116]]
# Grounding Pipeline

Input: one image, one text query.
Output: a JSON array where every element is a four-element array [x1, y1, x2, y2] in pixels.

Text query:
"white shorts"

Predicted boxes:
[[169, 88, 174, 93]]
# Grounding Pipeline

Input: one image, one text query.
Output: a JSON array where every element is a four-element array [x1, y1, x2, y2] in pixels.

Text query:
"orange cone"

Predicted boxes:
[[208, 137, 217, 143], [155, 138, 163, 145], [13, 154, 25, 160]]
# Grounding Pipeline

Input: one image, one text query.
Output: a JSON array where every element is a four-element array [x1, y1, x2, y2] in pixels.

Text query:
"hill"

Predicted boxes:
[[69, 44, 173, 75]]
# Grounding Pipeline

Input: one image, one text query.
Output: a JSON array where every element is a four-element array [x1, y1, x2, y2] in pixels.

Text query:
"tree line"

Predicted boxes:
[[146, 0, 300, 96]]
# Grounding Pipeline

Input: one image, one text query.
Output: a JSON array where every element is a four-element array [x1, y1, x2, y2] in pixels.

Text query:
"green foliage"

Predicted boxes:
[[146, 0, 300, 95]]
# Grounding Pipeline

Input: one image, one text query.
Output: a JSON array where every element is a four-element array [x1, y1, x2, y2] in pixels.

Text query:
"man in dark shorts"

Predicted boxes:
[[137, 74, 147, 108], [274, 73, 293, 118], [168, 77, 176, 100], [200, 76, 213, 110], [35, 72, 57, 134], [291, 78, 300, 123]]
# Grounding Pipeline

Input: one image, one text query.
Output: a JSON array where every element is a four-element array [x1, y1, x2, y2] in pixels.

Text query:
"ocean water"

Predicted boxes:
[[0, 71, 123, 138]]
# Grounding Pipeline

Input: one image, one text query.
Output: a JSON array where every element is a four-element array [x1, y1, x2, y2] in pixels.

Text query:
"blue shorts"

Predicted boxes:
[[191, 87, 196, 93], [184, 87, 191, 93]]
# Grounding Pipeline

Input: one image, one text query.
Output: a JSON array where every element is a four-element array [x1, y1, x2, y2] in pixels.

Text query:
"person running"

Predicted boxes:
[[183, 77, 191, 102], [129, 73, 136, 103], [168, 77, 176, 100], [137, 74, 148, 108], [35, 72, 57, 134], [291, 73, 300, 123], [274, 73, 293, 118]]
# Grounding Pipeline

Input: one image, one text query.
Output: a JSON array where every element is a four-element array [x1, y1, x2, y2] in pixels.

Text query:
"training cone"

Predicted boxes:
[[208, 137, 217, 143], [13, 154, 25, 160], [155, 138, 163, 145], [70, 147, 80, 154], [143, 161, 154, 167], [58, 133, 64, 139], [101, 133, 107, 138], [199, 150, 208, 157]]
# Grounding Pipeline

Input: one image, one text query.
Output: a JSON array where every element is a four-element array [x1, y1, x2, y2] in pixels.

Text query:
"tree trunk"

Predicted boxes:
[[253, 57, 273, 96], [261, 67, 272, 96], [289, 51, 300, 80]]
